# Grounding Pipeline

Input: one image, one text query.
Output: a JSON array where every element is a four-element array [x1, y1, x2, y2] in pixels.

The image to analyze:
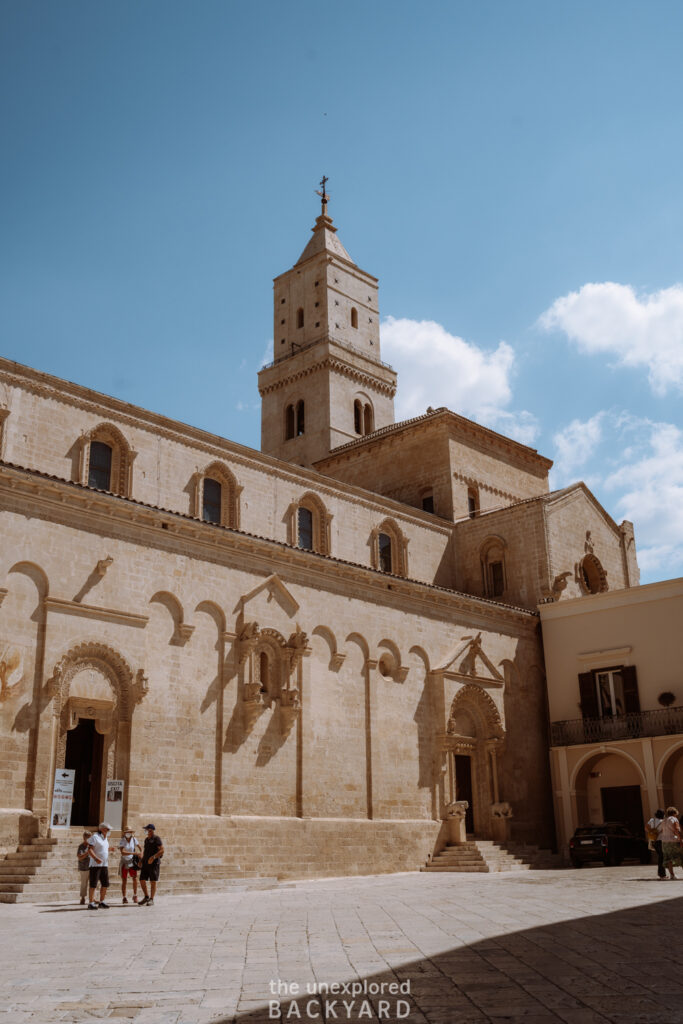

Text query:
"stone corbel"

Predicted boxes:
[[132, 668, 149, 705], [277, 687, 300, 735], [175, 623, 195, 645], [330, 652, 346, 671], [0, 588, 8, 608], [95, 556, 114, 578]]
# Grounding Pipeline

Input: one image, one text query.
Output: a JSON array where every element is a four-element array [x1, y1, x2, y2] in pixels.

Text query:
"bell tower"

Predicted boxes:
[[258, 181, 397, 467]]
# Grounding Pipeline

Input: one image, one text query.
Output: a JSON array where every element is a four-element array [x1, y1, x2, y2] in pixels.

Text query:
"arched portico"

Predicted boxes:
[[443, 684, 505, 839]]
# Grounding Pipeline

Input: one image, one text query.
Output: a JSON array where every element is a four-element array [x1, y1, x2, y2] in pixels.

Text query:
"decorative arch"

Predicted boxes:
[[8, 560, 49, 600], [195, 600, 227, 637], [479, 534, 508, 599], [191, 461, 241, 529], [569, 746, 646, 792], [312, 625, 345, 671], [78, 422, 136, 497], [288, 492, 332, 555], [657, 741, 683, 809], [371, 518, 408, 577], [47, 641, 147, 826], [408, 644, 431, 674], [447, 684, 504, 741], [345, 631, 370, 664], [376, 638, 408, 682], [150, 591, 194, 645]]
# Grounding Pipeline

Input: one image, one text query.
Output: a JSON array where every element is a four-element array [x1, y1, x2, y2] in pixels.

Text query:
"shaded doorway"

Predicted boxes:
[[455, 754, 474, 834], [65, 719, 104, 826], [601, 785, 643, 835]]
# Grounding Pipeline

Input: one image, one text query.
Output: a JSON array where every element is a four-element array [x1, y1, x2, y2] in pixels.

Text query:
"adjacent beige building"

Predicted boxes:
[[0, 199, 643, 879], [541, 576, 683, 851]]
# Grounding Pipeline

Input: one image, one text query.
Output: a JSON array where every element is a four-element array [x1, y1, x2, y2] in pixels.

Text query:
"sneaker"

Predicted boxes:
[[138, 896, 149, 906], [87, 903, 98, 910], [122, 897, 128, 904], [99, 902, 110, 909], [146, 898, 154, 906]]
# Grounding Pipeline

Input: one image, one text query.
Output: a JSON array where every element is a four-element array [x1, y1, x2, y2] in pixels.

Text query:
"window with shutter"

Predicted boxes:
[[578, 671, 599, 719], [621, 665, 640, 714]]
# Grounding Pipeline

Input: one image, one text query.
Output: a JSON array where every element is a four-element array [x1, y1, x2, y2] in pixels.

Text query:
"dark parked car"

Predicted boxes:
[[569, 822, 651, 867]]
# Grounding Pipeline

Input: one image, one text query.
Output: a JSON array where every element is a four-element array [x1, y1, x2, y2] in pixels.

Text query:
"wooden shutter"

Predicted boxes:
[[578, 672, 598, 719], [622, 665, 640, 714]]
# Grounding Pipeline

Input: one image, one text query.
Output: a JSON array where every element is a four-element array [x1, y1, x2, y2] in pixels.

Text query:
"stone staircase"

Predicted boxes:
[[422, 839, 563, 873], [0, 830, 278, 903]]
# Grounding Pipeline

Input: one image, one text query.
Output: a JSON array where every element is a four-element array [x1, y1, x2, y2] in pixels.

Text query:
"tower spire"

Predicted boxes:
[[315, 175, 330, 217]]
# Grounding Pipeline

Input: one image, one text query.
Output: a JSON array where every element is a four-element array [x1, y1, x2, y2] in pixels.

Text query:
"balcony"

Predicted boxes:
[[550, 705, 683, 747]]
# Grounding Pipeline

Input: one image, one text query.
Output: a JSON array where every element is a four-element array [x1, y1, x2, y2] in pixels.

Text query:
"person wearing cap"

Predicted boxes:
[[76, 831, 92, 905], [118, 826, 142, 904], [87, 822, 114, 910], [138, 824, 164, 907]]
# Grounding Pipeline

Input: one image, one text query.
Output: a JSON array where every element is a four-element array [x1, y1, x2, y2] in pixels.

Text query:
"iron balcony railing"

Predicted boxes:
[[550, 705, 683, 747]]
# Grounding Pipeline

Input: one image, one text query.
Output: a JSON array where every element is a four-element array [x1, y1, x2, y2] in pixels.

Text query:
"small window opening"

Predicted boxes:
[[296, 400, 305, 436], [489, 561, 504, 597], [202, 478, 222, 524], [88, 441, 113, 490], [467, 487, 479, 519], [422, 493, 434, 514], [296, 308, 304, 329], [363, 403, 373, 434], [351, 307, 358, 329]]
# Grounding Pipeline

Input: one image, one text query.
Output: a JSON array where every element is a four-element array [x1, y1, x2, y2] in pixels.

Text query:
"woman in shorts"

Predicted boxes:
[[660, 806, 683, 880], [118, 827, 141, 904]]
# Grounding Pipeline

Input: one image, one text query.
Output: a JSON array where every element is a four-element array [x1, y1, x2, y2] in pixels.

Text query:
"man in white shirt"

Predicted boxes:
[[646, 809, 665, 880], [87, 822, 113, 910]]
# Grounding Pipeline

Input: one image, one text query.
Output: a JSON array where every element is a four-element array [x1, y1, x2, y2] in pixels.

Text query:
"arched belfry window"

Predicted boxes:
[[296, 307, 304, 329], [354, 400, 362, 435], [371, 519, 408, 577], [285, 404, 295, 440], [289, 492, 331, 555], [363, 403, 373, 435], [80, 423, 135, 497], [296, 400, 305, 436], [192, 462, 241, 529], [480, 536, 507, 599], [351, 307, 358, 329]]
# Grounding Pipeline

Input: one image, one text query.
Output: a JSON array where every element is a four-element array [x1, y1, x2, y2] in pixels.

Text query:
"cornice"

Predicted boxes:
[[0, 463, 538, 632], [44, 596, 148, 628], [258, 355, 396, 398]]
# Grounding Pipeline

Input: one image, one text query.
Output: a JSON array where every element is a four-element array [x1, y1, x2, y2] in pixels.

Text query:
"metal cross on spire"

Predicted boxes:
[[315, 175, 330, 216]]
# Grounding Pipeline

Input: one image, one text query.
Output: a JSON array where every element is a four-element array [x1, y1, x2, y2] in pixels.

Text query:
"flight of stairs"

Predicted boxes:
[[422, 839, 563, 873], [0, 830, 278, 903]]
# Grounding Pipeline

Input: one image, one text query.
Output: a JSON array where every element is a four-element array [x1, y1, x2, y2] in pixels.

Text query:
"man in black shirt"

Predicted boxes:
[[138, 823, 164, 906]]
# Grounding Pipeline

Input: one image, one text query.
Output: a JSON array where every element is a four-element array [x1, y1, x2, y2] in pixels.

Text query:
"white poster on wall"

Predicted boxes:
[[104, 779, 124, 831], [50, 769, 75, 829]]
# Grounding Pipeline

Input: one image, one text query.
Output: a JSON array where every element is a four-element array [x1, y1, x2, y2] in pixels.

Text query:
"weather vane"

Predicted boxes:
[[315, 175, 330, 216]]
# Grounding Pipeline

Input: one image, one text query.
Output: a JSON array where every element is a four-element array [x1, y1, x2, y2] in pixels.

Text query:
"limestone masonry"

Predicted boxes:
[[0, 199, 641, 881]]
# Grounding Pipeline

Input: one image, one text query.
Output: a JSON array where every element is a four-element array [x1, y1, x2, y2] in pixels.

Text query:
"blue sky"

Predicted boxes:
[[2, 1, 682, 582]]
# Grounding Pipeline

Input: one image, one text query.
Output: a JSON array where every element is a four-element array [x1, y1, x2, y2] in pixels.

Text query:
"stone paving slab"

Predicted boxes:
[[1, 867, 682, 1023]]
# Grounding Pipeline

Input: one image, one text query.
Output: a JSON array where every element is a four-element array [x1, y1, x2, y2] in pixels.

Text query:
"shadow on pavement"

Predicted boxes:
[[209, 894, 683, 1024]]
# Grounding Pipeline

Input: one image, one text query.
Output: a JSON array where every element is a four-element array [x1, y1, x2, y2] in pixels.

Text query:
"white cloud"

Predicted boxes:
[[551, 413, 605, 483], [550, 411, 683, 578], [381, 316, 538, 444], [539, 282, 683, 394]]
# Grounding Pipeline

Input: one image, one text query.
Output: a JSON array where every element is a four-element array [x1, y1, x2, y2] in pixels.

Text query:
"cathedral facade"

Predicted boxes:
[[0, 202, 639, 878]]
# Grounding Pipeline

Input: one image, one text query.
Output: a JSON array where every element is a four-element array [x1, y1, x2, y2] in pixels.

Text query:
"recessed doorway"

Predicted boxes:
[[64, 719, 104, 826], [455, 754, 475, 834], [600, 784, 644, 835]]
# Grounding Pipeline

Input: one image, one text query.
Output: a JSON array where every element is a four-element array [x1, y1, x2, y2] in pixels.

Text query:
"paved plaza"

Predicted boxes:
[[1, 867, 682, 1024]]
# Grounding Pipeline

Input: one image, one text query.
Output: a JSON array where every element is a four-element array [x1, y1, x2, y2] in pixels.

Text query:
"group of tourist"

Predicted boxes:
[[646, 807, 683, 880], [76, 823, 164, 908]]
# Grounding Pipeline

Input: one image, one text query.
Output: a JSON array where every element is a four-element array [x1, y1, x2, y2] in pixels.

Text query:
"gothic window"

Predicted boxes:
[[202, 478, 222, 524], [80, 423, 134, 497], [296, 400, 305, 436], [480, 536, 507, 599], [353, 397, 374, 436], [298, 507, 313, 551], [296, 307, 304, 329], [290, 492, 331, 555], [354, 400, 362, 435], [351, 307, 358, 329], [192, 462, 241, 529], [467, 487, 479, 519], [372, 519, 408, 576], [88, 441, 113, 490], [378, 533, 393, 573], [285, 404, 295, 440]]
